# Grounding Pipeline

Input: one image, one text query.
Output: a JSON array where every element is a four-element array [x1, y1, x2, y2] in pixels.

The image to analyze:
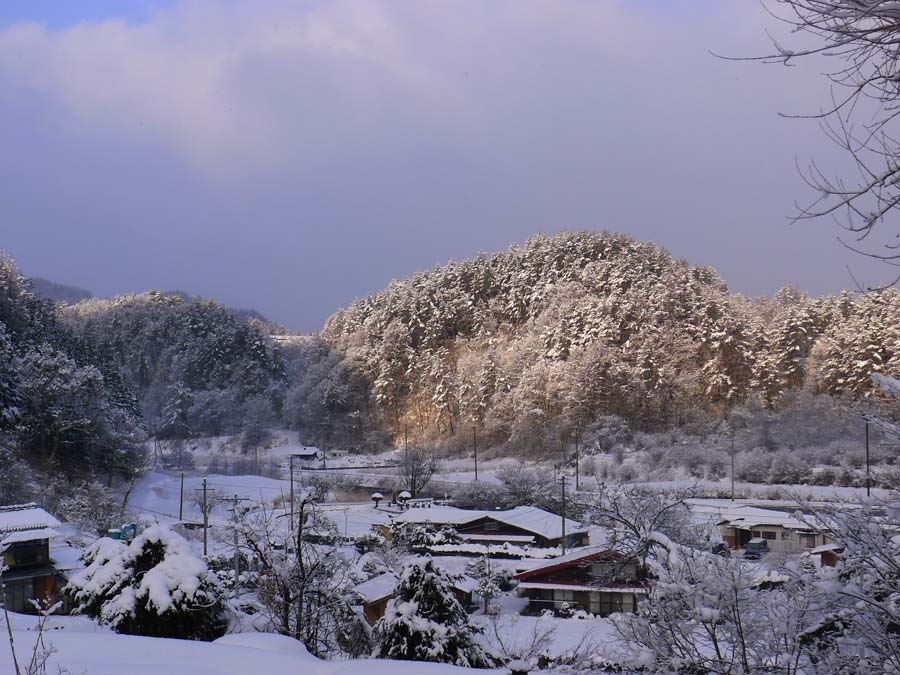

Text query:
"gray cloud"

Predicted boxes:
[[0, 1, 884, 329]]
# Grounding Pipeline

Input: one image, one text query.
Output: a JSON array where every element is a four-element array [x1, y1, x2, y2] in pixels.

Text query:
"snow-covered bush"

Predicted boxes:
[[391, 522, 461, 550], [372, 559, 502, 668], [66, 525, 226, 640]]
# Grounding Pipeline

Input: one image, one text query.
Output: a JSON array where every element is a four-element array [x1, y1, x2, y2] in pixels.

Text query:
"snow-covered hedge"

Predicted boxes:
[[66, 525, 227, 640]]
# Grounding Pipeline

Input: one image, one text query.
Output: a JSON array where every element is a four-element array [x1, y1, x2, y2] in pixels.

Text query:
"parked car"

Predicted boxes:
[[743, 537, 768, 560]]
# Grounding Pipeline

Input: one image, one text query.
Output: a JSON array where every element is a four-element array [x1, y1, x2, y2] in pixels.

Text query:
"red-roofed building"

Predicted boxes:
[[512, 545, 647, 616]]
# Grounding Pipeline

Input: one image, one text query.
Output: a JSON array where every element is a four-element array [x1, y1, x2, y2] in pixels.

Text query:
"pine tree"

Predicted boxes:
[[372, 559, 501, 668]]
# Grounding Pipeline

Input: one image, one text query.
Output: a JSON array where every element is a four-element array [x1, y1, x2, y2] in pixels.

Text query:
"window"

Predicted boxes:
[[781, 531, 791, 540], [552, 589, 574, 608], [484, 521, 500, 531], [5, 541, 48, 569], [761, 531, 776, 540], [593, 561, 637, 582], [799, 534, 817, 549], [751, 530, 761, 538], [3, 579, 34, 614], [591, 561, 614, 579], [596, 592, 624, 616]]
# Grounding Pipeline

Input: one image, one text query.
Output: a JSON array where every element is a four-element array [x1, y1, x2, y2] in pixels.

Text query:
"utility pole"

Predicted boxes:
[[289, 455, 295, 531], [865, 417, 871, 498], [255, 422, 260, 475], [473, 424, 478, 482], [202, 477, 208, 557], [730, 428, 736, 502], [560, 476, 568, 556], [574, 429, 580, 492], [230, 494, 242, 600], [179, 472, 184, 521]]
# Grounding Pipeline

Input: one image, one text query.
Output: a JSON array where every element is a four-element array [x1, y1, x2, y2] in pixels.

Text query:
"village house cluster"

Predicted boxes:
[[2, 497, 846, 625]]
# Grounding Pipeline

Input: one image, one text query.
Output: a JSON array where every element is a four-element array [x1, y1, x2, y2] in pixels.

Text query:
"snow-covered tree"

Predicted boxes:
[[466, 556, 505, 612], [614, 534, 814, 674], [237, 498, 368, 657], [372, 559, 501, 668], [66, 525, 226, 640], [796, 495, 900, 673]]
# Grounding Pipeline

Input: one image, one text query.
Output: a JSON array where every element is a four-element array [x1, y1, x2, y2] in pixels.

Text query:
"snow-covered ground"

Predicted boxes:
[[129, 471, 294, 524], [0, 612, 479, 675]]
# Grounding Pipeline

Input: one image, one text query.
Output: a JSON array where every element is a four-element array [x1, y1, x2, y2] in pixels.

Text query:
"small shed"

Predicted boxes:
[[352, 571, 478, 625]]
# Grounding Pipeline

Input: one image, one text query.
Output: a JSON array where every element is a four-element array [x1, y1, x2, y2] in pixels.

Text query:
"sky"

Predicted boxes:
[[0, 0, 889, 330]]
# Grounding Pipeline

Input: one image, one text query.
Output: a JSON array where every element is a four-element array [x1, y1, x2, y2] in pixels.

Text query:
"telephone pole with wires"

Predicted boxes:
[[228, 494, 249, 599], [560, 475, 569, 556]]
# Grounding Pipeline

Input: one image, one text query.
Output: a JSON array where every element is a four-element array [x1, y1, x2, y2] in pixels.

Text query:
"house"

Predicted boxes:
[[292, 448, 322, 469], [717, 505, 829, 554], [0, 503, 64, 614], [390, 505, 589, 549], [512, 544, 647, 616], [352, 571, 478, 626]]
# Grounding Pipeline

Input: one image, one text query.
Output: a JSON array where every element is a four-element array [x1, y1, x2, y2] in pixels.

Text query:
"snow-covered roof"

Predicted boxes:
[[394, 506, 477, 526], [0, 503, 61, 534], [0, 527, 60, 545], [352, 571, 479, 604], [292, 448, 320, 458], [393, 505, 586, 540], [810, 543, 842, 555], [50, 544, 86, 573], [353, 572, 398, 604], [453, 575, 478, 594], [513, 544, 620, 579], [492, 506, 585, 541], [717, 505, 814, 532]]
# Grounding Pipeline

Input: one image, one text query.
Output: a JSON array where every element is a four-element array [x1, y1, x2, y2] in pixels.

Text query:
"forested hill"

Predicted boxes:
[[0, 255, 145, 505], [3, 233, 898, 465], [61, 292, 284, 438], [322, 231, 900, 452]]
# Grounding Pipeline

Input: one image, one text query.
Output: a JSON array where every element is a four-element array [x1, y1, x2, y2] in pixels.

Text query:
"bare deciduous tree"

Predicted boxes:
[[236, 497, 369, 658], [398, 447, 438, 498], [726, 1, 900, 281]]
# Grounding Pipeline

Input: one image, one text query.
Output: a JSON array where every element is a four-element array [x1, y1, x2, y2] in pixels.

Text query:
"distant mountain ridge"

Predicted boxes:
[[28, 276, 93, 304]]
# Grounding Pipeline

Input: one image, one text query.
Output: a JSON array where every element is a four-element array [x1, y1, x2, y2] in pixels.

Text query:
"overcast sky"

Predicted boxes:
[[0, 0, 887, 330]]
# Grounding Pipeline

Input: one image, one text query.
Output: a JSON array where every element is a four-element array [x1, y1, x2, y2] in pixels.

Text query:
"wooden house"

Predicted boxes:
[[0, 503, 64, 614], [512, 545, 647, 616]]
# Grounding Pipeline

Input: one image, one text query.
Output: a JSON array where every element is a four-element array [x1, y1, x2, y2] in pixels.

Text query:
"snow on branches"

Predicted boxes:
[[66, 525, 226, 640]]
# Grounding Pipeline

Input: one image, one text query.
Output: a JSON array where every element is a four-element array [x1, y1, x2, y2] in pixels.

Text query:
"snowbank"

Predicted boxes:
[[0, 614, 488, 675]]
